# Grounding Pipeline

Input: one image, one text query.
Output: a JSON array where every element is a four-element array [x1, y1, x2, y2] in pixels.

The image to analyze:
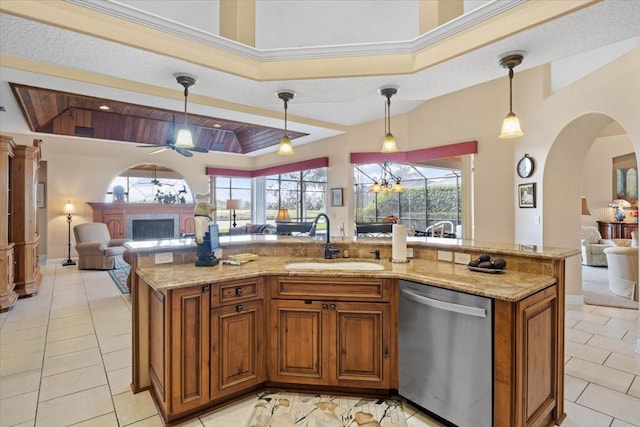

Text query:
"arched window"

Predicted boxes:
[[105, 164, 194, 204]]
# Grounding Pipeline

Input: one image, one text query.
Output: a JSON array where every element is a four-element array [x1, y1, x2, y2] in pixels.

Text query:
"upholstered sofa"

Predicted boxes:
[[73, 223, 128, 270], [580, 226, 630, 266], [227, 223, 276, 235]]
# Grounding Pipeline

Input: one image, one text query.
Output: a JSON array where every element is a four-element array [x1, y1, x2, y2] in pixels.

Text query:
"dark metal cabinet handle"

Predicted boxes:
[[202, 285, 209, 292], [329, 304, 336, 310], [236, 304, 243, 312], [235, 287, 243, 295], [322, 303, 329, 310]]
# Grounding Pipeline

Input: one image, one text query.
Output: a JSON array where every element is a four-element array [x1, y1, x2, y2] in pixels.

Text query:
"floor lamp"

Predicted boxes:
[[226, 199, 241, 228], [62, 200, 76, 266]]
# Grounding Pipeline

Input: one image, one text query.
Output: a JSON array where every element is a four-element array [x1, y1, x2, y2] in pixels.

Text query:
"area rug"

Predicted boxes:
[[582, 265, 637, 310], [108, 256, 131, 294], [244, 391, 407, 427]]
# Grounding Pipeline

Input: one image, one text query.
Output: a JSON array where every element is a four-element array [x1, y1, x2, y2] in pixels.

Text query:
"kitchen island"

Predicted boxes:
[[125, 235, 578, 427]]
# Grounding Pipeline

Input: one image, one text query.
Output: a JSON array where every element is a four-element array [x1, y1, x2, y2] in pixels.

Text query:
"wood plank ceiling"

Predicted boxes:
[[10, 83, 307, 154]]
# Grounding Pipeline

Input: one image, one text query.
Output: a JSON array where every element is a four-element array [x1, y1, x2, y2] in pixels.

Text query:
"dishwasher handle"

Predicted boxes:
[[400, 288, 487, 318]]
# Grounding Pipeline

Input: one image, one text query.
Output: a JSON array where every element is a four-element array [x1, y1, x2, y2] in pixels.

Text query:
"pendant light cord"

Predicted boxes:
[[283, 99, 288, 137], [508, 67, 514, 114], [386, 95, 391, 134], [183, 87, 189, 126]]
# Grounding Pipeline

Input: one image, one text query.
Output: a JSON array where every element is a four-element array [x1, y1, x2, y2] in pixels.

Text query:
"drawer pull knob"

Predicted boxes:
[[202, 285, 209, 292], [330, 304, 336, 310], [235, 287, 243, 295], [236, 304, 243, 312], [322, 303, 329, 310]]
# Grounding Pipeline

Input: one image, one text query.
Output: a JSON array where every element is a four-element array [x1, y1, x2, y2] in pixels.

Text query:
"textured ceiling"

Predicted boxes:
[[0, 1, 639, 155]]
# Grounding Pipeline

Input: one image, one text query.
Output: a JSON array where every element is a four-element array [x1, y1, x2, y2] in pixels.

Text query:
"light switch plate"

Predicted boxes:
[[155, 252, 173, 264], [437, 250, 453, 262], [454, 252, 471, 264]]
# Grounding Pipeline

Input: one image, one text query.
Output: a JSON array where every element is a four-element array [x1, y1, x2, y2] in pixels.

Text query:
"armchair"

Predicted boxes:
[[73, 223, 128, 270], [581, 226, 614, 266], [604, 246, 639, 301]]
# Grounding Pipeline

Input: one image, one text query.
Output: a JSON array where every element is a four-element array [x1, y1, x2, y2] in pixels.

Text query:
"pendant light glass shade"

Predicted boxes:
[[278, 136, 294, 155], [175, 127, 194, 148], [391, 180, 405, 192], [277, 91, 295, 155], [379, 87, 399, 152], [382, 133, 398, 153], [498, 52, 525, 139], [499, 112, 523, 138]]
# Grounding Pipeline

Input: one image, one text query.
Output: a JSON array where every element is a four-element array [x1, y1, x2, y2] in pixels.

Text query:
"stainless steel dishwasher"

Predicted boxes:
[[399, 280, 493, 427]]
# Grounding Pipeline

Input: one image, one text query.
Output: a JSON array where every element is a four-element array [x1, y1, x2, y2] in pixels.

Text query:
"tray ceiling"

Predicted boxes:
[[10, 83, 307, 154]]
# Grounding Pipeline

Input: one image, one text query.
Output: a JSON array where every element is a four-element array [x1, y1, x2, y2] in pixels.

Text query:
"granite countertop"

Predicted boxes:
[[136, 256, 557, 302]]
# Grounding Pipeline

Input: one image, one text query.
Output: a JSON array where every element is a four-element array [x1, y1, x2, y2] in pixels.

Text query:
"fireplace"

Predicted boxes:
[[132, 219, 175, 240]]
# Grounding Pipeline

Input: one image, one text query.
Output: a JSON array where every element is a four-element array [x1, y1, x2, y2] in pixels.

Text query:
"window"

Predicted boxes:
[[265, 168, 327, 223], [215, 176, 252, 231], [105, 164, 193, 204], [354, 162, 462, 237]]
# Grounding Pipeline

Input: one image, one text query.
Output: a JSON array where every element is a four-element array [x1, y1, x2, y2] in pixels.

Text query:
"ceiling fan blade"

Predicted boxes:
[[149, 147, 169, 154], [187, 146, 209, 153], [175, 147, 194, 157]]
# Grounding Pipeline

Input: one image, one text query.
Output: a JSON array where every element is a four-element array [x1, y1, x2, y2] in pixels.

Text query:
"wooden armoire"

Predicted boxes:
[[1, 135, 42, 311]]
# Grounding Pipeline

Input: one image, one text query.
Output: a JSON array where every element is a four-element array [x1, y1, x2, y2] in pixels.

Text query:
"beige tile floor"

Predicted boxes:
[[0, 263, 638, 426]]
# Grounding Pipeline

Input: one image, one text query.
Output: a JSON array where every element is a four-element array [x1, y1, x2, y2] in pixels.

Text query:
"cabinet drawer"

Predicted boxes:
[[212, 278, 264, 307], [271, 276, 391, 302]]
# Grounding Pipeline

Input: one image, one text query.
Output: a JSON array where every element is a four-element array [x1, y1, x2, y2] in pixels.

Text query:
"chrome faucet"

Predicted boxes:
[[313, 213, 340, 259]]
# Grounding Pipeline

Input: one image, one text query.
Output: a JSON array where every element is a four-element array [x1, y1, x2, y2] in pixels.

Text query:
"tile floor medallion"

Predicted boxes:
[[244, 391, 407, 427]]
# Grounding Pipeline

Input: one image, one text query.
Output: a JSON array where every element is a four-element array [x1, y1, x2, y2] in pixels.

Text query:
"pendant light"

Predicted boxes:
[[277, 91, 295, 155], [498, 52, 524, 139], [174, 73, 197, 148], [379, 86, 399, 153]]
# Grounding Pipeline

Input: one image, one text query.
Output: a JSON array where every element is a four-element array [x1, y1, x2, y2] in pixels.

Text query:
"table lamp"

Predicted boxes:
[[276, 208, 290, 222], [226, 199, 242, 228]]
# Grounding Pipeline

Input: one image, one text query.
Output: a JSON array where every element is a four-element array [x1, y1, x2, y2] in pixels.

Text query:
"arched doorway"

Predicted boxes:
[[543, 113, 638, 307]]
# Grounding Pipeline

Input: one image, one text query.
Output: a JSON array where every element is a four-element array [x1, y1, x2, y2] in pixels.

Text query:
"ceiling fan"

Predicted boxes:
[[138, 114, 208, 157], [141, 164, 173, 187], [138, 74, 209, 158]]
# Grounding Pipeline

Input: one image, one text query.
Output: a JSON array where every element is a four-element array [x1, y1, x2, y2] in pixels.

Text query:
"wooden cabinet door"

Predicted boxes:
[[211, 300, 265, 398], [270, 300, 329, 385], [103, 211, 125, 239], [495, 285, 558, 427], [516, 286, 558, 427], [332, 302, 391, 388], [169, 285, 210, 414]]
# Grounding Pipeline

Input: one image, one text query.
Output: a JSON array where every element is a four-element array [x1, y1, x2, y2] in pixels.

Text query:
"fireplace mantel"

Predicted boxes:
[[87, 203, 196, 240]]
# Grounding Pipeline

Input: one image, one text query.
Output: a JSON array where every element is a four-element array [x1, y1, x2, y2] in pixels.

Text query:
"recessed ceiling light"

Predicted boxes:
[[99, 105, 110, 110], [213, 123, 221, 128]]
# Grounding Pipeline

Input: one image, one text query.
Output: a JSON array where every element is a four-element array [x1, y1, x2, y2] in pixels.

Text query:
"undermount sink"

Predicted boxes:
[[284, 261, 384, 271]]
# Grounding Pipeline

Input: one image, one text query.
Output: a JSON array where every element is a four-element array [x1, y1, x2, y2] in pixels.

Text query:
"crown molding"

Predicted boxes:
[[66, 0, 527, 61]]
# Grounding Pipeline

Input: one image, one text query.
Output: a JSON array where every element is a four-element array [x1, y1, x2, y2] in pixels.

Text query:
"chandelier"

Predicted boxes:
[[369, 162, 404, 193]]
